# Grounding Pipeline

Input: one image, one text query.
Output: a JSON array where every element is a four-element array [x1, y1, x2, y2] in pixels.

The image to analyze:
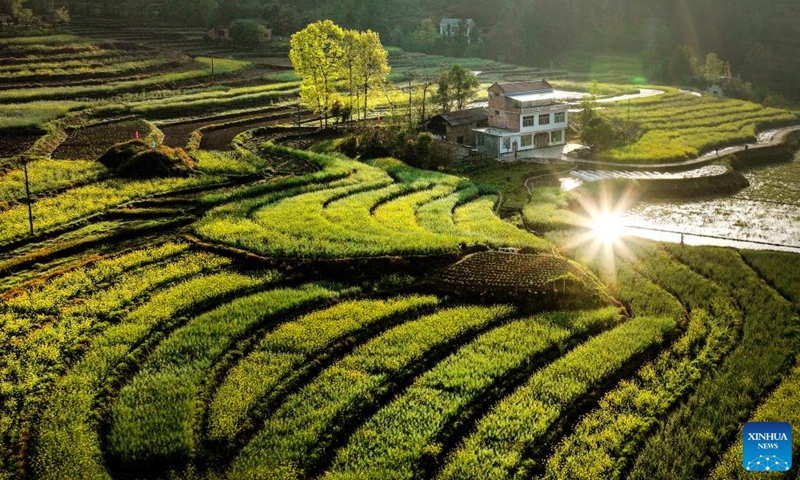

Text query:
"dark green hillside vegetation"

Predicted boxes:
[[61, 0, 800, 98]]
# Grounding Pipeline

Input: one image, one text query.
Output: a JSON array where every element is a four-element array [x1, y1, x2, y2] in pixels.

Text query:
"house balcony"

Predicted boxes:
[[521, 104, 569, 115]]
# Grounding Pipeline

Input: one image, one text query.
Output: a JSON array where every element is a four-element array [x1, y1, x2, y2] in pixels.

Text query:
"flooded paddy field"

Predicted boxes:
[[618, 153, 800, 252]]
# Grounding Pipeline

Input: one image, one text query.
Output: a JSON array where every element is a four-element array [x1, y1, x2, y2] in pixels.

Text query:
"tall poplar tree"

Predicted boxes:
[[340, 29, 360, 119], [289, 20, 344, 127], [353, 30, 390, 120]]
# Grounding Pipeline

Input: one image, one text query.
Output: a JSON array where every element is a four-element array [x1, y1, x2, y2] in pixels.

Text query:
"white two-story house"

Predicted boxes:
[[473, 80, 569, 157], [439, 18, 476, 40]]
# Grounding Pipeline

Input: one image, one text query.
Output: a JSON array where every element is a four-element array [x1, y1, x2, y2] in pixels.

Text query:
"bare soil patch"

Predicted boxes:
[[52, 119, 152, 160], [0, 129, 44, 158]]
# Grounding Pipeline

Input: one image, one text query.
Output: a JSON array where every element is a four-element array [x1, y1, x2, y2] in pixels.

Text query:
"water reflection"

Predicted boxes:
[[560, 177, 582, 191], [557, 157, 800, 253], [615, 225, 800, 253], [620, 199, 800, 253]]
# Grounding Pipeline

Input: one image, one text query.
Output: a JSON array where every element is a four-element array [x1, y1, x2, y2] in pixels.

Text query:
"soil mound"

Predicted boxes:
[[98, 140, 195, 178]]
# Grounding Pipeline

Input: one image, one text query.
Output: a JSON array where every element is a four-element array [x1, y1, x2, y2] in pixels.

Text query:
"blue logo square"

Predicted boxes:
[[743, 422, 792, 472]]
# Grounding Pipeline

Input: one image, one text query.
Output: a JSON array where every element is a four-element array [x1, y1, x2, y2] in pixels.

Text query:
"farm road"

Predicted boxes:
[[200, 112, 316, 151]]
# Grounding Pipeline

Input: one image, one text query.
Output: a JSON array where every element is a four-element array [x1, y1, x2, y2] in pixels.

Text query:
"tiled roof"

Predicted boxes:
[[441, 107, 487, 126]]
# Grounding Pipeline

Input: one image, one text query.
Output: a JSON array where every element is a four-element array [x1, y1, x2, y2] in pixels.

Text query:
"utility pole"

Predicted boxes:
[[22, 157, 33, 236], [408, 77, 413, 128], [211, 57, 215, 76], [627, 99, 631, 123], [296, 103, 301, 147]]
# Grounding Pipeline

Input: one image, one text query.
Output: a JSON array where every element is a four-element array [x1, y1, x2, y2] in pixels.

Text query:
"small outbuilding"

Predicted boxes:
[[708, 84, 724, 96], [425, 107, 488, 145], [206, 27, 230, 42]]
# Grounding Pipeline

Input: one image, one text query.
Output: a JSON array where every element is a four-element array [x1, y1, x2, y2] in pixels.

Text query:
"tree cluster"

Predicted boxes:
[[666, 46, 762, 101], [433, 64, 479, 112], [573, 83, 641, 153], [338, 127, 457, 170], [228, 19, 269, 46], [1, 0, 69, 26], [289, 20, 390, 126]]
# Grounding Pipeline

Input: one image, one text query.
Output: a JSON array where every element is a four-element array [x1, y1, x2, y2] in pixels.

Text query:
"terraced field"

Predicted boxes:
[[4, 209, 796, 480], [0, 36, 252, 105], [194, 146, 550, 257], [1, 114, 798, 478], [1, 29, 800, 480], [52, 119, 157, 160], [599, 88, 799, 163]]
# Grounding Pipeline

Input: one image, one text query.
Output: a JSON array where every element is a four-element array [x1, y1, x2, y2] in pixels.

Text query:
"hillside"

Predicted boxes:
[[23, 0, 800, 98]]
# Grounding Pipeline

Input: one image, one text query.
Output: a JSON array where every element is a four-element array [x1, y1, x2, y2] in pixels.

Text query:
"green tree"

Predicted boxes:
[[2, 0, 36, 23], [290, 20, 345, 127], [339, 29, 360, 120], [229, 19, 267, 46], [402, 18, 438, 53], [703, 52, 729, 83], [353, 29, 390, 120], [667, 44, 700, 84], [575, 81, 599, 144], [45, 0, 69, 24], [434, 64, 479, 112], [1, 0, 23, 17]]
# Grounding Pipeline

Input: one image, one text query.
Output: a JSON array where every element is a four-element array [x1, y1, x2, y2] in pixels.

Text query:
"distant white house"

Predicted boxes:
[[439, 18, 476, 42], [473, 80, 569, 157], [708, 84, 724, 96]]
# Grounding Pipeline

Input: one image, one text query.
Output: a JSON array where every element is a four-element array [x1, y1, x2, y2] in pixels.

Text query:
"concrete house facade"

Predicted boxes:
[[439, 18, 476, 42], [473, 80, 569, 157]]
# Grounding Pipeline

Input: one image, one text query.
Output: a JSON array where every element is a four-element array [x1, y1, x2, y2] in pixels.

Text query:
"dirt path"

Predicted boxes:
[[199, 113, 316, 151], [159, 107, 298, 149]]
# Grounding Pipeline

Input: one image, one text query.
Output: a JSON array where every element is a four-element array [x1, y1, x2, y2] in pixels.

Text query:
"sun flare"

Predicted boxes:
[[590, 211, 625, 245]]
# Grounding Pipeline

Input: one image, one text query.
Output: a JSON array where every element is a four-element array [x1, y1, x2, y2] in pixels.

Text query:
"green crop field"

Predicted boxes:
[[599, 88, 799, 163], [194, 146, 551, 257], [0, 27, 799, 480]]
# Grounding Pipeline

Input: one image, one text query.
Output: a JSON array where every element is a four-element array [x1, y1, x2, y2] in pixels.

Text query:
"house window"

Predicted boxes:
[[495, 110, 501, 116], [551, 130, 563, 144], [503, 137, 511, 149], [521, 134, 532, 147], [554, 112, 565, 123], [457, 136, 465, 144], [477, 135, 485, 146], [522, 115, 535, 127], [538, 113, 550, 125]]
